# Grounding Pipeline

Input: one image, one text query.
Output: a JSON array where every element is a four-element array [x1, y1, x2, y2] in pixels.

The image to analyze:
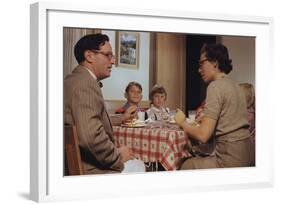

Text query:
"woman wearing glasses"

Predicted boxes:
[[175, 43, 251, 169]]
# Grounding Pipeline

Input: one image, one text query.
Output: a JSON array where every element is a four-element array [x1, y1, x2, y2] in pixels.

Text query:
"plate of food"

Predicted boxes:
[[121, 119, 147, 128], [168, 119, 176, 124]]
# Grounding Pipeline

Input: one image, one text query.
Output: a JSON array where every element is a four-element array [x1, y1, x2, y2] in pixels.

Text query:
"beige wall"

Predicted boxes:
[[63, 28, 151, 101], [219, 36, 255, 87], [64, 30, 255, 107], [102, 31, 150, 101], [154, 33, 186, 110]]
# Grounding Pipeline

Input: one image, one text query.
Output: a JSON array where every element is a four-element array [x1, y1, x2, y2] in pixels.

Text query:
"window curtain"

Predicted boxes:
[[63, 28, 101, 77]]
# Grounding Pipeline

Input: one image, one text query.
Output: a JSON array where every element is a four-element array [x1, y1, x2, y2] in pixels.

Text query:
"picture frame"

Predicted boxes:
[[30, 2, 274, 202], [116, 31, 139, 69]]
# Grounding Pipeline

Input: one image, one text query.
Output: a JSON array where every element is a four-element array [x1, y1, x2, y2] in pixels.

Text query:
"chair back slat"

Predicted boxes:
[[64, 125, 84, 175]]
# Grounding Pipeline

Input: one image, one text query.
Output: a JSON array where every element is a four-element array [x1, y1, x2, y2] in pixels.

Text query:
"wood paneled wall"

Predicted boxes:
[[154, 33, 186, 110]]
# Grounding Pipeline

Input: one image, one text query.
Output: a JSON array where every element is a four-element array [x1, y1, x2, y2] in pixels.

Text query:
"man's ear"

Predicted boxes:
[[84, 50, 94, 62]]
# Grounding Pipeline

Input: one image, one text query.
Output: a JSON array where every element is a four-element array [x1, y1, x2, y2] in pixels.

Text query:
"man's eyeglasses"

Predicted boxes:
[[198, 58, 210, 67], [91, 50, 115, 60]]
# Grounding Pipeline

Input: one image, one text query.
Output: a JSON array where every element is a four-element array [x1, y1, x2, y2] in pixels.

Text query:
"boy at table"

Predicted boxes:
[[145, 84, 171, 121], [115, 81, 146, 115]]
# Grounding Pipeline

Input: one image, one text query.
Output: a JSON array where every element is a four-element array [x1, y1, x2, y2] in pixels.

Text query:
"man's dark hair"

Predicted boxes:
[[200, 43, 233, 74], [74, 33, 109, 64]]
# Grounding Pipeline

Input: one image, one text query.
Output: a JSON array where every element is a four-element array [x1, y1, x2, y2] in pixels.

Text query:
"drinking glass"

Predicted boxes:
[[188, 110, 196, 121]]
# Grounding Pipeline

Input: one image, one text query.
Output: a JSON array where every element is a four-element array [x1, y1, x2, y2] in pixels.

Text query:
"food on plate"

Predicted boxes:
[[123, 118, 136, 126], [123, 118, 145, 127]]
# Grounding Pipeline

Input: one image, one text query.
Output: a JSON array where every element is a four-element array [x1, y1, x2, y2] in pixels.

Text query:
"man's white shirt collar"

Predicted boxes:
[[82, 66, 97, 80]]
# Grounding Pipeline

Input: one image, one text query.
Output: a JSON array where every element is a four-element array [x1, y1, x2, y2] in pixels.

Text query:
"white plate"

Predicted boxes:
[[121, 123, 147, 128], [134, 119, 145, 124], [168, 120, 176, 124]]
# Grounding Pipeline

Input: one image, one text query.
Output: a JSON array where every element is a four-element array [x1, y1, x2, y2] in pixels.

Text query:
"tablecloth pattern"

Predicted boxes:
[[113, 126, 191, 170]]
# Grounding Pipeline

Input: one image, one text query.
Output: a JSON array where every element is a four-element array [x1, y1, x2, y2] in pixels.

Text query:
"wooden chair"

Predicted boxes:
[[64, 125, 85, 175]]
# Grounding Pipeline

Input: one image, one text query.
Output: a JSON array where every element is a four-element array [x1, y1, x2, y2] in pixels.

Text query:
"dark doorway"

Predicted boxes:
[[186, 35, 216, 113]]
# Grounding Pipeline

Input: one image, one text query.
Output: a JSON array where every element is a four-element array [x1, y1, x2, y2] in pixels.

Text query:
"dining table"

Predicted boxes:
[[113, 121, 193, 171]]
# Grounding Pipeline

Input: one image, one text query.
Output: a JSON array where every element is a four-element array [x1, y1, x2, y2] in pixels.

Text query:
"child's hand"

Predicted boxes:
[[123, 106, 137, 121]]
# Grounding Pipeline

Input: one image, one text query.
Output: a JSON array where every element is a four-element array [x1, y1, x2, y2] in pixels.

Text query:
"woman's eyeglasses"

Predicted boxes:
[[198, 58, 210, 67]]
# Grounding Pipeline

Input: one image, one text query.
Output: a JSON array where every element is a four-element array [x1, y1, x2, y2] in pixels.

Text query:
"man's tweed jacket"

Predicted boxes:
[[64, 65, 123, 174]]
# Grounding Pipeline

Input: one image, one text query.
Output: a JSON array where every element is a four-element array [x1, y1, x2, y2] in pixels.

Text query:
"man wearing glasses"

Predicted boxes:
[[64, 34, 137, 174]]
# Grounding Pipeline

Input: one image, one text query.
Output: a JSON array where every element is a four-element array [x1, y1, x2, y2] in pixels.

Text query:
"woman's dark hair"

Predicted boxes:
[[125, 81, 142, 93], [74, 33, 109, 63], [200, 43, 233, 74], [149, 84, 167, 101]]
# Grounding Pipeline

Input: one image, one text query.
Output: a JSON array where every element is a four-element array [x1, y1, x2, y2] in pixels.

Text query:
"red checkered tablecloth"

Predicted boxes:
[[113, 125, 192, 171]]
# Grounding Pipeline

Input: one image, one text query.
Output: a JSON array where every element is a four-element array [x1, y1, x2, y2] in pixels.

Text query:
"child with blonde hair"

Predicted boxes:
[[146, 84, 170, 121]]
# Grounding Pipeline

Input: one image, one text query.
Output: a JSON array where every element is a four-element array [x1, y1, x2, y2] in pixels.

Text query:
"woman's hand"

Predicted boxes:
[[175, 109, 186, 127]]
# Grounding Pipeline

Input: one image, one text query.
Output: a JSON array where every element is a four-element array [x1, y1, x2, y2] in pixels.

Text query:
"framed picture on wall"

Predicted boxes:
[[116, 31, 139, 69]]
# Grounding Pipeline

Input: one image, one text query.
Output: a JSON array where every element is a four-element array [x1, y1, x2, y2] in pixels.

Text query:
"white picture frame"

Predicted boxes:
[[30, 2, 274, 202]]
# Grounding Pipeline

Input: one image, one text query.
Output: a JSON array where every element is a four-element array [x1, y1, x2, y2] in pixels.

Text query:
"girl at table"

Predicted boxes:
[[145, 84, 171, 121], [115, 81, 146, 115], [175, 43, 251, 169]]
